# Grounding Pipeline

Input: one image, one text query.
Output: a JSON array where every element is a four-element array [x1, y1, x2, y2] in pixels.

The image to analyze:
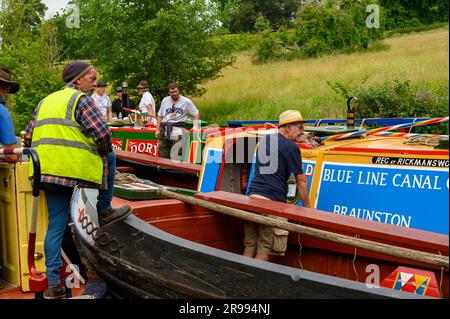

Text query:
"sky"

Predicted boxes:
[[42, 0, 70, 19]]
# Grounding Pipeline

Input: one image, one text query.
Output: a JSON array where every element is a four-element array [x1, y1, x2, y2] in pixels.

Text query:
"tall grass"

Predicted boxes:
[[193, 27, 449, 125]]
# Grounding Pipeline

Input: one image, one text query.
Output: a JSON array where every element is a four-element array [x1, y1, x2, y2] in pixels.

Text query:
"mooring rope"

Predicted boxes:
[[114, 172, 144, 185], [404, 135, 441, 146]]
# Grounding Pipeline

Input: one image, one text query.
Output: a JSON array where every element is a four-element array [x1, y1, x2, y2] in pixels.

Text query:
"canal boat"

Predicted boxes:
[[115, 116, 449, 235], [70, 185, 448, 298], [71, 116, 448, 298]]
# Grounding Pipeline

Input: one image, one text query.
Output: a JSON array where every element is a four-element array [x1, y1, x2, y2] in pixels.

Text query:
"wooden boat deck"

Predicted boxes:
[[115, 149, 201, 174]]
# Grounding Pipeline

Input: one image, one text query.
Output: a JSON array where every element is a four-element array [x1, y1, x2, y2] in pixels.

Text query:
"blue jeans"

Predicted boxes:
[[96, 151, 116, 215], [43, 183, 74, 286]]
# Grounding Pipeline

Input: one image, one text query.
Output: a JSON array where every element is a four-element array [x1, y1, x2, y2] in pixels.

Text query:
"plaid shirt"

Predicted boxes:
[[25, 83, 112, 189]]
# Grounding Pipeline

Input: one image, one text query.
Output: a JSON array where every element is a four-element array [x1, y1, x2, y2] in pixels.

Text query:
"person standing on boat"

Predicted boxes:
[[0, 67, 19, 163], [91, 81, 112, 122], [245, 110, 311, 261], [25, 61, 132, 299], [137, 80, 156, 126], [111, 86, 136, 118], [155, 83, 199, 159]]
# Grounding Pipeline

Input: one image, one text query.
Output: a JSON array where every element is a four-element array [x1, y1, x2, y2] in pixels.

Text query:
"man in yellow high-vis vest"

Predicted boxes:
[[25, 61, 132, 299]]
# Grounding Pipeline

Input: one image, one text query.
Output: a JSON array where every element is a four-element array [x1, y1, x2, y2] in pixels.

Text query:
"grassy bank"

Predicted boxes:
[[193, 27, 449, 125]]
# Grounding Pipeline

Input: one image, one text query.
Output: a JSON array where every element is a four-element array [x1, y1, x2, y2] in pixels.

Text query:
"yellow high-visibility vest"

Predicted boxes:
[[29, 87, 103, 184]]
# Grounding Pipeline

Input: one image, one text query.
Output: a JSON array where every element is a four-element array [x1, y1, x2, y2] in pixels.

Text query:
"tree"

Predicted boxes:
[[0, 0, 46, 45], [74, 0, 235, 100], [379, 0, 448, 29], [0, 1, 63, 132], [216, 0, 300, 33]]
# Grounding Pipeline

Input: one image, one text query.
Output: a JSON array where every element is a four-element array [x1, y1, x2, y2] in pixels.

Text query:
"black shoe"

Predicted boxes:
[[99, 205, 132, 227], [43, 284, 66, 299]]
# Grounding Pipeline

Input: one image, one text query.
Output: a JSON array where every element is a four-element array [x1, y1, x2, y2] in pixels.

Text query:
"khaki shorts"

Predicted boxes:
[[244, 194, 289, 256]]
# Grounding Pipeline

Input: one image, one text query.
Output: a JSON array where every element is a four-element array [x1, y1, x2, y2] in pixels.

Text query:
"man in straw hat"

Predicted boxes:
[[25, 61, 132, 299], [0, 67, 20, 162], [245, 110, 311, 261]]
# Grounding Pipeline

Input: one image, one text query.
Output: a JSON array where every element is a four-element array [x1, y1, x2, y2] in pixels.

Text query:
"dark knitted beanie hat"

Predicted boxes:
[[62, 62, 94, 83]]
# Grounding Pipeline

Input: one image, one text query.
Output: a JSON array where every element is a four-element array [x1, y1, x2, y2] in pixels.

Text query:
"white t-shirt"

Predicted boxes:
[[158, 95, 199, 139], [91, 93, 111, 120], [139, 91, 156, 125]]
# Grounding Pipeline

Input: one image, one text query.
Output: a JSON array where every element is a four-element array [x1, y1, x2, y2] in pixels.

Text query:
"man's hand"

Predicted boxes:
[[155, 129, 160, 138], [0, 154, 19, 163]]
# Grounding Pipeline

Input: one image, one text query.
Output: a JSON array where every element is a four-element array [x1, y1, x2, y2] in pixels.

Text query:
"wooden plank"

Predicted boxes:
[[115, 149, 201, 174], [195, 191, 449, 254]]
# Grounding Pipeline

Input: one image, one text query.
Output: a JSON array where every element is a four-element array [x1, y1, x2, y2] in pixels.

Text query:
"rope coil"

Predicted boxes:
[[114, 172, 144, 185]]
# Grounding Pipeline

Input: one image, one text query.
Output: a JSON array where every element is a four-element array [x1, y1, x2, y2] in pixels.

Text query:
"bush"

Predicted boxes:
[[252, 35, 284, 63], [253, 0, 385, 63], [328, 80, 449, 134], [214, 33, 259, 52]]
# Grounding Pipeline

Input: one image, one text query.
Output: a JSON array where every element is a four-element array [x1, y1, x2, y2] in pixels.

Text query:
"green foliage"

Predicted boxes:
[[0, 1, 63, 133], [51, 10, 91, 60], [380, 0, 449, 29], [254, 13, 271, 34], [213, 33, 258, 52], [214, 0, 449, 35], [253, 0, 385, 63], [0, 0, 46, 45], [328, 80, 449, 134], [73, 0, 235, 102], [252, 35, 284, 64], [218, 0, 299, 33]]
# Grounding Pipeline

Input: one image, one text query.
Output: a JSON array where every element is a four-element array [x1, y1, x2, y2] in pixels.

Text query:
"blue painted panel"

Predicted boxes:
[[316, 163, 449, 234], [246, 153, 257, 195], [293, 160, 315, 206], [199, 148, 223, 193]]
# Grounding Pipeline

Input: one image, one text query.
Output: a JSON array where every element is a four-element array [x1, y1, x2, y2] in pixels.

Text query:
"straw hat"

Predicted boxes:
[[95, 82, 108, 88], [0, 67, 20, 94], [137, 80, 149, 89], [279, 110, 303, 127]]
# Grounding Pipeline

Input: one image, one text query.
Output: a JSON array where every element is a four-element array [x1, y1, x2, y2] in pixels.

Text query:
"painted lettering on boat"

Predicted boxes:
[[373, 156, 449, 168], [112, 138, 123, 151], [73, 191, 122, 253], [126, 139, 158, 156], [322, 168, 447, 190], [333, 204, 412, 227], [316, 162, 449, 234]]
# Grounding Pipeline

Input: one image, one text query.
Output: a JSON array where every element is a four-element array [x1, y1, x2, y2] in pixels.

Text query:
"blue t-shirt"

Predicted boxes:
[[248, 133, 303, 203], [0, 102, 16, 146]]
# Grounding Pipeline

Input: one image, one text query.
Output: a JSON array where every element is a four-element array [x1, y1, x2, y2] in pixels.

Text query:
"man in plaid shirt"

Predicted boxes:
[[26, 61, 132, 299]]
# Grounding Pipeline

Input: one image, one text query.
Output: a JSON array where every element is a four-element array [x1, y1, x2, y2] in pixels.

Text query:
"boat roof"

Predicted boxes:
[[208, 128, 448, 157]]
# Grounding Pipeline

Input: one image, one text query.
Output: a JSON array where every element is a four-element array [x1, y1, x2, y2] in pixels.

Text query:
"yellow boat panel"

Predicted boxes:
[[0, 163, 19, 286], [0, 162, 48, 292]]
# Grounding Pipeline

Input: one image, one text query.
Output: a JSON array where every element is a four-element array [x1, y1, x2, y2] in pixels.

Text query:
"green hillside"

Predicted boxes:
[[193, 27, 449, 125]]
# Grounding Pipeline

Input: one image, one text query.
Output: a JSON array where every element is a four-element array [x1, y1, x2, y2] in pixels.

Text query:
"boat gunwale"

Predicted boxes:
[[196, 191, 449, 256], [115, 149, 201, 174]]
